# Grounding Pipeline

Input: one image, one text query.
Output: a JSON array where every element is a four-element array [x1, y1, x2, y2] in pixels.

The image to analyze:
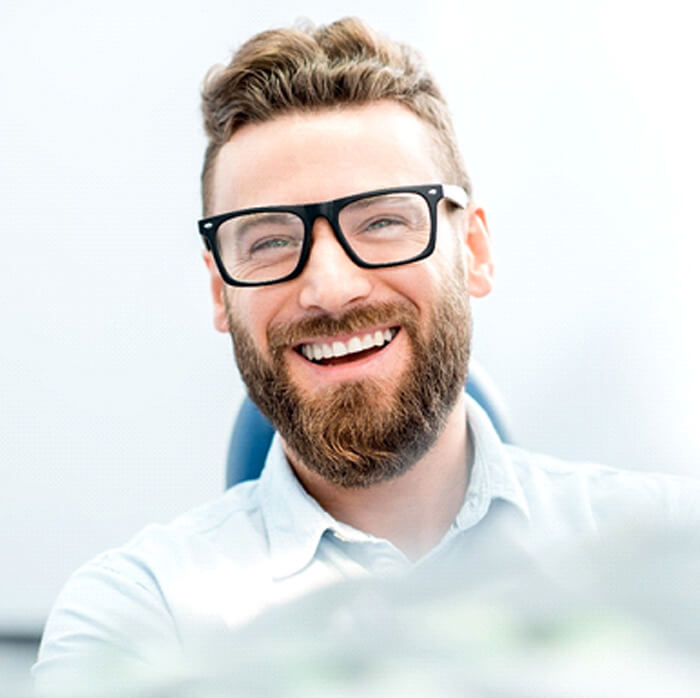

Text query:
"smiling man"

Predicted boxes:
[[33, 17, 700, 692]]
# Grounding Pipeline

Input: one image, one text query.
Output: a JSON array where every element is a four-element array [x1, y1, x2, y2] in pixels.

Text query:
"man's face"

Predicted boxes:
[[205, 101, 493, 486]]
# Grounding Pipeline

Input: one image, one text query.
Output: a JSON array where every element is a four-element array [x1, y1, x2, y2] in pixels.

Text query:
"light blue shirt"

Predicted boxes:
[[33, 396, 699, 689]]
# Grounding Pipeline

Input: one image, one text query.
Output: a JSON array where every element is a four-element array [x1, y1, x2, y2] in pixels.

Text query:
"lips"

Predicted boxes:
[[296, 327, 399, 365]]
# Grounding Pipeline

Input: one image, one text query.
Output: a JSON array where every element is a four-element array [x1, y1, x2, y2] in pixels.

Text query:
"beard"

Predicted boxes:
[[225, 268, 472, 488]]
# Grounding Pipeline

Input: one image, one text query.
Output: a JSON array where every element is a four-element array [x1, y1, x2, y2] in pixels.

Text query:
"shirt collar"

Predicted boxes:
[[455, 395, 531, 529], [258, 436, 339, 579], [258, 394, 530, 579]]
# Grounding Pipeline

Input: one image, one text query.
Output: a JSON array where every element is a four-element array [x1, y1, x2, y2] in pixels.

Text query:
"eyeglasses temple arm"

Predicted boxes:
[[442, 184, 469, 209]]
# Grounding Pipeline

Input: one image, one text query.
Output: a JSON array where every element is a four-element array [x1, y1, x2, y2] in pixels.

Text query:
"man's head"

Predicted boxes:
[[201, 19, 493, 487]]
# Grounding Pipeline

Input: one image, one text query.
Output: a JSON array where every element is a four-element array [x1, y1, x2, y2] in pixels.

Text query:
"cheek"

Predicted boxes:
[[377, 266, 443, 320], [439, 221, 467, 260], [434, 227, 469, 284], [228, 287, 292, 349]]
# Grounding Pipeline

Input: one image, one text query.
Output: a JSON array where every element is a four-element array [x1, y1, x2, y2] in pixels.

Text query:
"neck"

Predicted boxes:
[[283, 394, 471, 561]]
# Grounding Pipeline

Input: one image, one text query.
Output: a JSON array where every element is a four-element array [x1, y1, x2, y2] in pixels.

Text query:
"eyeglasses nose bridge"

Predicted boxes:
[[301, 202, 355, 263]]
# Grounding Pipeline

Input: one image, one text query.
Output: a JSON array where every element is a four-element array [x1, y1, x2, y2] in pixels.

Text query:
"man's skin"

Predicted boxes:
[[203, 100, 494, 560]]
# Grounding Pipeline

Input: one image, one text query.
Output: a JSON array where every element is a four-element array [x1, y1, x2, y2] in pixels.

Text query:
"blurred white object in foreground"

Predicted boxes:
[[33, 522, 700, 698]]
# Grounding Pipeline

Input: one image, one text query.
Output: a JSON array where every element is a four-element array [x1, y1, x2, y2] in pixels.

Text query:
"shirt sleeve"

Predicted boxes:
[[31, 549, 181, 697]]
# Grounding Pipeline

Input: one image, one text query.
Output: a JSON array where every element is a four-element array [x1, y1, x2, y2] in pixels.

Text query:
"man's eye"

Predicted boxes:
[[250, 236, 298, 254], [365, 217, 404, 231]]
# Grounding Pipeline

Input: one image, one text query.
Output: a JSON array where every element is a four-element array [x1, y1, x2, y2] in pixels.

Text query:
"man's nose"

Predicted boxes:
[[297, 218, 373, 313]]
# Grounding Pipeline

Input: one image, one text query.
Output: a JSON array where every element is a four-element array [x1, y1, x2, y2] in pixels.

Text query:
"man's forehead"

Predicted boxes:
[[210, 101, 446, 212]]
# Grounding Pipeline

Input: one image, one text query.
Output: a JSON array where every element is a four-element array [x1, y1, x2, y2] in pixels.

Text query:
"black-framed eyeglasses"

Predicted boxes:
[[198, 183, 469, 287]]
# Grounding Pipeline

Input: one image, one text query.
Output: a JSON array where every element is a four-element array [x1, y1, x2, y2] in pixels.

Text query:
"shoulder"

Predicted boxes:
[[85, 479, 269, 575], [505, 444, 700, 529], [61, 477, 271, 599], [33, 481, 271, 687], [163, 478, 265, 546]]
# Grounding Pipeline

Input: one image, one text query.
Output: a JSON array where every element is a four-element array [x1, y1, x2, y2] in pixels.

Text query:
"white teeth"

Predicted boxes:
[[332, 341, 348, 357], [347, 337, 363, 353], [300, 328, 398, 363]]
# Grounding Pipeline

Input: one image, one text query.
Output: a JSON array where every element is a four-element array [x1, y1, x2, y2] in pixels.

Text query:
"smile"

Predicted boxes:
[[296, 327, 400, 366]]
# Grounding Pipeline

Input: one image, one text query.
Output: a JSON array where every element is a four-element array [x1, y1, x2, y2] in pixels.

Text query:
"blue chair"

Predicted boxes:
[[226, 361, 511, 488]]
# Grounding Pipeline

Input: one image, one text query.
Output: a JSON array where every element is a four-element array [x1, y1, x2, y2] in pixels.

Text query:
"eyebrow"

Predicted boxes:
[[344, 194, 413, 211], [232, 212, 301, 236]]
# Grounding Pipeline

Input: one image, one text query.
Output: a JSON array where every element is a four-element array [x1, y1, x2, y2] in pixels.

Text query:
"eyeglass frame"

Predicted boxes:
[[198, 183, 469, 287]]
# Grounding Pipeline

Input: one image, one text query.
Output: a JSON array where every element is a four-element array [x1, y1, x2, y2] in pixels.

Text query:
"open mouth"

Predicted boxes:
[[296, 327, 400, 366]]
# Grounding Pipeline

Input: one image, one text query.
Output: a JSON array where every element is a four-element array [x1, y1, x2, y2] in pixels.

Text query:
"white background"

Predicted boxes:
[[1, 0, 699, 633]]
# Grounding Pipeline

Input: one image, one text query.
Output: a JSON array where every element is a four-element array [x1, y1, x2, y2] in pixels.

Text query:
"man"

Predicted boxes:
[[33, 16, 699, 692]]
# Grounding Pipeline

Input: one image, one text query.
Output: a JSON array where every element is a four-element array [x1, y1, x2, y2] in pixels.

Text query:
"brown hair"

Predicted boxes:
[[200, 17, 470, 214]]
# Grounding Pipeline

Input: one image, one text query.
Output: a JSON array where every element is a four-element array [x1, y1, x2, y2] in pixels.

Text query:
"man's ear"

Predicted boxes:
[[202, 251, 231, 333], [464, 206, 494, 298]]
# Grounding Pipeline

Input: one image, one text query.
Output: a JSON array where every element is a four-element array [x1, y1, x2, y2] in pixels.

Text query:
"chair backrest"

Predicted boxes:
[[226, 361, 511, 488]]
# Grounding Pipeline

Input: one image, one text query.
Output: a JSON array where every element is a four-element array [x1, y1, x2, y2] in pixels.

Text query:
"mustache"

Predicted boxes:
[[267, 301, 419, 352]]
